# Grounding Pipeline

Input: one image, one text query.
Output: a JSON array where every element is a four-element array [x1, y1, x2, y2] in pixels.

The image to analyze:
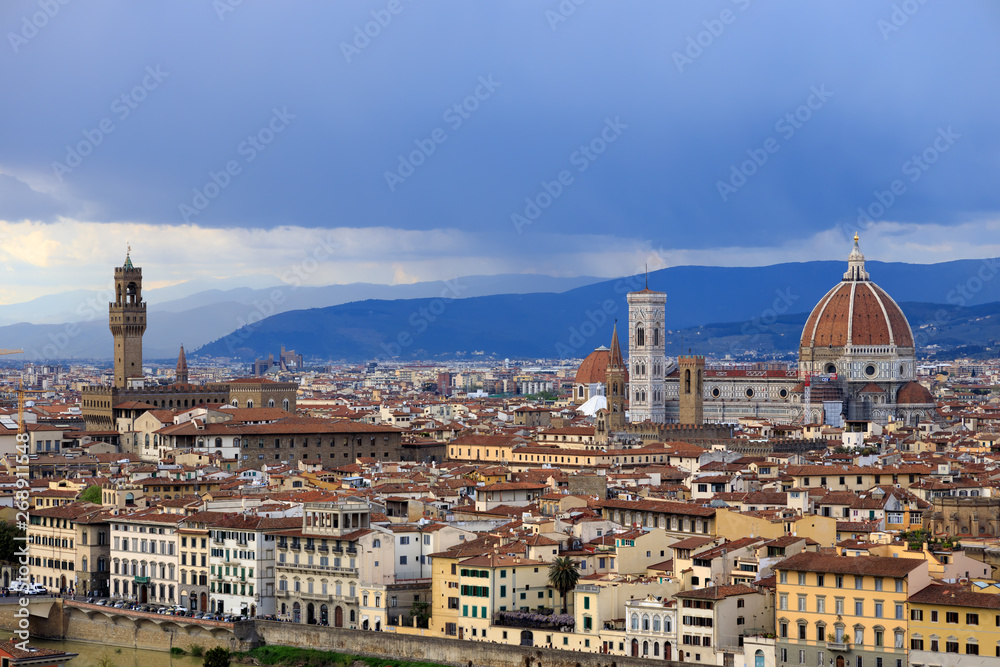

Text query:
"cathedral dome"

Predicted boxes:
[[575, 346, 611, 386], [575, 344, 631, 386], [799, 236, 914, 350]]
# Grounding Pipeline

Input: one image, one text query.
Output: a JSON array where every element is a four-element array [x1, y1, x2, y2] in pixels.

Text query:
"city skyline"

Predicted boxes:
[[1, 2, 999, 305]]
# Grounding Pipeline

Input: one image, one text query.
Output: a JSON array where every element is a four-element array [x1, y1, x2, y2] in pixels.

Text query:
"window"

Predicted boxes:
[[875, 602, 883, 618], [836, 575, 844, 588], [780, 571, 788, 584], [835, 598, 844, 615], [895, 604, 903, 620], [931, 610, 938, 622], [855, 600, 863, 616], [967, 643, 979, 655], [911, 609, 923, 621], [855, 628, 864, 646], [799, 624, 807, 640], [780, 594, 788, 610], [780, 622, 788, 638], [817, 574, 825, 587], [855, 576, 864, 590], [946, 640, 959, 653], [910, 638, 923, 651], [874, 629, 883, 647], [894, 631, 904, 649], [817, 597, 825, 613], [798, 572, 806, 585], [967, 613, 979, 625], [946, 612, 959, 624], [874, 578, 883, 591], [798, 595, 807, 612]]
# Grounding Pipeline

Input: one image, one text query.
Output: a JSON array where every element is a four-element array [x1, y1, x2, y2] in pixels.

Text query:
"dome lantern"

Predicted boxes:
[[843, 232, 869, 282]]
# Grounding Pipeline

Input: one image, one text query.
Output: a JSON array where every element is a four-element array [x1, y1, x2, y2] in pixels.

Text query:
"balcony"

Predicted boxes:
[[826, 641, 850, 651], [304, 543, 315, 551]]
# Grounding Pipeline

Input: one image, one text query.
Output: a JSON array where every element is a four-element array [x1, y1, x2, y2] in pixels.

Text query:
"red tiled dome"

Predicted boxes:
[[801, 237, 914, 350], [897, 381, 934, 405], [575, 348, 611, 386], [800, 281, 913, 349]]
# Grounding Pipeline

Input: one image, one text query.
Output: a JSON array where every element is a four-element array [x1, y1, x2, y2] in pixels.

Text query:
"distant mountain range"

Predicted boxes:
[[194, 258, 1000, 363], [9, 258, 1000, 362], [0, 274, 601, 361]]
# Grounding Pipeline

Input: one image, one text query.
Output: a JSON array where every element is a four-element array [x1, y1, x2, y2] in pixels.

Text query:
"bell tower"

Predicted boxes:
[[678, 355, 704, 425], [606, 321, 628, 433], [110, 248, 146, 388]]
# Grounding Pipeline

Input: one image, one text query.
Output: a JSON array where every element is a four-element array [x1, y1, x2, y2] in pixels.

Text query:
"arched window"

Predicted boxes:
[[215, 437, 223, 447], [283, 398, 290, 411], [636, 326, 645, 347], [232, 399, 238, 407], [247, 400, 254, 409], [653, 324, 660, 346], [631, 614, 639, 631], [642, 614, 650, 631], [684, 369, 691, 394], [268, 399, 275, 408]]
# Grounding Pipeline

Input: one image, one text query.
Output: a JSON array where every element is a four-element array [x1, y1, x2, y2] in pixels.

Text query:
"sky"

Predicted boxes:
[[1, 0, 999, 304]]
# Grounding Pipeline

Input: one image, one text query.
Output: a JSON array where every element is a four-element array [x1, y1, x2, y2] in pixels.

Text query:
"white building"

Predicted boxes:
[[208, 513, 298, 616], [109, 511, 183, 605]]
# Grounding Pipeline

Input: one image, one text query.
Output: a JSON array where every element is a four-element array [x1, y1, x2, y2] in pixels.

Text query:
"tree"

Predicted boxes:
[[547, 556, 580, 614], [203, 647, 230, 667], [0, 520, 26, 564], [79, 485, 103, 504]]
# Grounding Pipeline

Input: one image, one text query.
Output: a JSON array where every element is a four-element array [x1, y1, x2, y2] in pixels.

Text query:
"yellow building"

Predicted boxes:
[[774, 552, 930, 667], [27, 503, 110, 596], [907, 583, 1000, 667]]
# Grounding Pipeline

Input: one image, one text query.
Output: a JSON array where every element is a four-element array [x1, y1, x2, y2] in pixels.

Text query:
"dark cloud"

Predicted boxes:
[[0, 1, 997, 259]]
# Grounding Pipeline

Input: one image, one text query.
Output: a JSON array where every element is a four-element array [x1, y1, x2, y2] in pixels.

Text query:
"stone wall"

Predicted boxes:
[[256, 621, 695, 667], [0, 602, 702, 667]]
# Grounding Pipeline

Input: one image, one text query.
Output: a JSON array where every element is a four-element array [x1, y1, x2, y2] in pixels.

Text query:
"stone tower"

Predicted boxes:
[[605, 321, 627, 432], [176, 345, 189, 384], [626, 283, 667, 423], [678, 355, 704, 425], [110, 250, 146, 389]]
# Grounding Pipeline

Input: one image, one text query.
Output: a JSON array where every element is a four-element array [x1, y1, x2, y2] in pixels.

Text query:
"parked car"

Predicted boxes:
[[24, 584, 47, 595]]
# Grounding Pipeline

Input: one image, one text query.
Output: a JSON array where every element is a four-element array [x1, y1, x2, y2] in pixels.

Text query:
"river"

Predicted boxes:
[[30, 638, 207, 667]]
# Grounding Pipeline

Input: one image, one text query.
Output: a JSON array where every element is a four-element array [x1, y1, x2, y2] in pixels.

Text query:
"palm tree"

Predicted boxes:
[[548, 556, 580, 614]]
